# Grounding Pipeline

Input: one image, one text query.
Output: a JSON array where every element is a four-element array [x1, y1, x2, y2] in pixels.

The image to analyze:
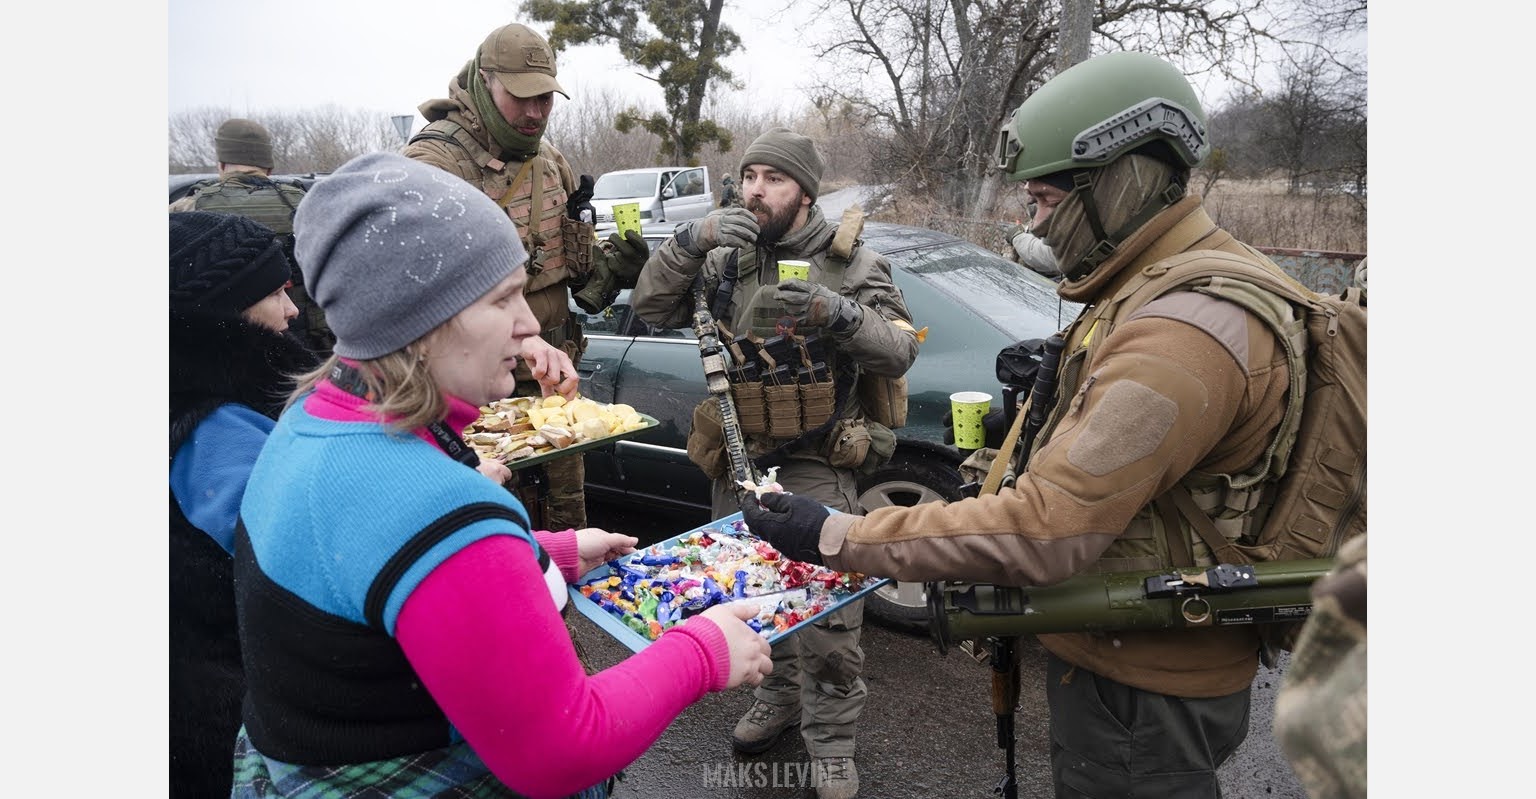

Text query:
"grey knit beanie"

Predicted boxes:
[[740, 127, 824, 203], [214, 118, 274, 170], [293, 152, 528, 360]]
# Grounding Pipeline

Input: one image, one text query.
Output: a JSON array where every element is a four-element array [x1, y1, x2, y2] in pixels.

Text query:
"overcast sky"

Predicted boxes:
[[168, 0, 823, 129]]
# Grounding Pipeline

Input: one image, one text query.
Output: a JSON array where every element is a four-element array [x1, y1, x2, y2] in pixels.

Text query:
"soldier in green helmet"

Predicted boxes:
[[742, 51, 1311, 796]]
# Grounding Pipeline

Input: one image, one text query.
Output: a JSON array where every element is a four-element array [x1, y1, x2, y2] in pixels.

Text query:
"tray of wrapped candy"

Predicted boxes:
[[570, 511, 889, 653], [461, 394, 658, 472]]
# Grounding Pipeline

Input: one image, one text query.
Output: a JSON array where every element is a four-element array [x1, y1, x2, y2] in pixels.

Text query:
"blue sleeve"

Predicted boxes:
[[170, 404, 276, 554]]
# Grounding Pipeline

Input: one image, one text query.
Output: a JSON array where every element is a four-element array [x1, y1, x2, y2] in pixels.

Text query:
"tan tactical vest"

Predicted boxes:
[[409, 121, 595, 352]]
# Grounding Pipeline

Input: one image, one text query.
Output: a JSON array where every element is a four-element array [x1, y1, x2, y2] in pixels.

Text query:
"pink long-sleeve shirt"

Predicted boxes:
[[303, 378, 732, 798]]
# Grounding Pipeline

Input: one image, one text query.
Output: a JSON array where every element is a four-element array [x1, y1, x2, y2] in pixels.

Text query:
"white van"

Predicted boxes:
[[591, 166, 714, 232]]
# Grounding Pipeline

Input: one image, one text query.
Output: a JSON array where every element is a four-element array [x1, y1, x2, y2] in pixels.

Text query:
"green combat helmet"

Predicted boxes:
[[993, 51, 1211, 281], [994, 50, 1210, 182]]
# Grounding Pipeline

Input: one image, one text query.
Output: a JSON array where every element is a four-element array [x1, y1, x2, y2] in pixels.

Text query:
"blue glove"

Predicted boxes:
[[739, 491, 831, 566], [773, 278, 864, 333]]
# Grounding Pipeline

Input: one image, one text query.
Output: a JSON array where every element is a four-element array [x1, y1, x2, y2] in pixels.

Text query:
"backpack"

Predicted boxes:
[[1116, 250, 1367, 662], [188, 175, 306, 238], [189, 176, 335, 357]]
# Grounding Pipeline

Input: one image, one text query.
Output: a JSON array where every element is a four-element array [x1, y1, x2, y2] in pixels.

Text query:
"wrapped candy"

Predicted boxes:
[[575, 518, 883, 643]]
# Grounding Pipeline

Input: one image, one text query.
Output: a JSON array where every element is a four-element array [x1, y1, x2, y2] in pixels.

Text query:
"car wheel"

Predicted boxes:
[[855, 454, 963, 634]]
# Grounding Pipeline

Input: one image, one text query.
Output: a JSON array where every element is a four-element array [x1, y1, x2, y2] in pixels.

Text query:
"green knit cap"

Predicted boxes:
[[740, 127, 824, 202], [214, 118, 274, 170]]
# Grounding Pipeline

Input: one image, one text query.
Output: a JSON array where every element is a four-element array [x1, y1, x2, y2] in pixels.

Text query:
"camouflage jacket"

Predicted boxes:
[[1274, 534, 1367, 798]]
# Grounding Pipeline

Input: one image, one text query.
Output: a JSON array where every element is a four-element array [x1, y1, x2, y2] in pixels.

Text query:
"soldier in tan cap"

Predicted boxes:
[[170, 118, 334, 358], [405, 22, 651, 531]]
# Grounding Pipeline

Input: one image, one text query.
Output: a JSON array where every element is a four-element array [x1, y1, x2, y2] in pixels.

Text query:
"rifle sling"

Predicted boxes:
[[980, 399, 1030, 496], [1155, 497, 1195, 568], [1168, 485, 1248, 565]]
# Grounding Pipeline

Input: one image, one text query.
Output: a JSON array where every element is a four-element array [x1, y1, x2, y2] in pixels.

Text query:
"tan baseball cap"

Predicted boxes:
[[480, 23, 568, 99]]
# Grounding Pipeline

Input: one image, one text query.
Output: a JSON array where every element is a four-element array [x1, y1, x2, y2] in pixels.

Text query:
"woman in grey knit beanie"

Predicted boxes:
[[229, 152, 772, 799]]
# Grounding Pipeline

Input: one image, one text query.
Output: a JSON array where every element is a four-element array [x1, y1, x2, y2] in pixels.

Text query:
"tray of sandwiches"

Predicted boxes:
[[461, 394, 658, 472]]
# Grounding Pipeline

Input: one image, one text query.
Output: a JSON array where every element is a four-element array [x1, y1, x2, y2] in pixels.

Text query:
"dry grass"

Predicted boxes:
[[1200, 179, 1366, 254], [865, 176, 1367, 256]]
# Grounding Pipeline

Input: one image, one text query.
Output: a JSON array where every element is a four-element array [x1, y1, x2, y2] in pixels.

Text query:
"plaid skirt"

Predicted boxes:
[[230, 726, 610, 799]]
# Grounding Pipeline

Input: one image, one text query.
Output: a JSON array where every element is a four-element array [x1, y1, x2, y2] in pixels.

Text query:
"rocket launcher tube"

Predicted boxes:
[[926, 558, 1332, 648]]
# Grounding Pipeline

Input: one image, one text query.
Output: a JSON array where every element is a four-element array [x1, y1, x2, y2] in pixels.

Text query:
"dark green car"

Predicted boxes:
[[572, 221, 1081, 627]]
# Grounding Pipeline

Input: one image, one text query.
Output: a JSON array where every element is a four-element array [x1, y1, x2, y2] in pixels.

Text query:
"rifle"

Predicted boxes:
[[957, 333, 1065, 794], [691, 275, 764, 499], [989, 635, 1021, 799], [959, 333, 1066, 499]]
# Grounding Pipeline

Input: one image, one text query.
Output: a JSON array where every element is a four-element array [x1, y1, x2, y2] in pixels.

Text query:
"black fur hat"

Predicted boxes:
[[169, 211, 292, 318]]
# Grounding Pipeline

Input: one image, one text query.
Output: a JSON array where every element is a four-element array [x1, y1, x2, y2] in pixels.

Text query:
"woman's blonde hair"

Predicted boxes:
[[286, 327, 457, 432]]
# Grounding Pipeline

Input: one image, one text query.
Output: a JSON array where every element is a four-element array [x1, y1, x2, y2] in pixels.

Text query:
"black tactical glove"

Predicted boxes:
[[941, 407, 1009, 451], [604, 229, 649, 287], [739, 491, 831, 566], [773, 278, 864, 334], [567, 174, 596, 223], [676, 207, 759, 257]]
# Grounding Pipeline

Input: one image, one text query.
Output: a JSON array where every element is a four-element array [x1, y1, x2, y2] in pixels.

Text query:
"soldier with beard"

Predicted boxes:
[[631, 128, 921, 799], [169, 211, 318, 798], [404, 22, 650, 530]]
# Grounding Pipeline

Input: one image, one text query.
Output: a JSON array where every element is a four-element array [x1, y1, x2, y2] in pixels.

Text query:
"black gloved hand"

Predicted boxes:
[[941, 407, 1009, 451], [738, 491, 831, 566], [604, 229, 649, 286], [567, 174, 596, 223]]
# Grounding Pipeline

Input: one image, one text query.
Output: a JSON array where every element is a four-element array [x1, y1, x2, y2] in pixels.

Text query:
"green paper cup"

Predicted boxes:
[[612, 202, 642, 237], [949, 391, 993, 450], [778, 259, 811, 282]]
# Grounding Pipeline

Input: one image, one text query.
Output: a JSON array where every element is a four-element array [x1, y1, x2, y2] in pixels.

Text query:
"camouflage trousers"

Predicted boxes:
[[511, 376, 587, 532], [505, 452, 586, 532], [712, 457, 867, 758]]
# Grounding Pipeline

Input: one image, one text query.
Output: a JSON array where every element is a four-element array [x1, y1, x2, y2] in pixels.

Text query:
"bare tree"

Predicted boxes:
[[168, 106, 404, 174], [796, 0, 1329, 219], [545, 85, 668, 176]]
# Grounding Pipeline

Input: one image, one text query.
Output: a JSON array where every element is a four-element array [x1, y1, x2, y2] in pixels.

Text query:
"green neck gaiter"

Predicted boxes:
[[467, 53, 543, 160]]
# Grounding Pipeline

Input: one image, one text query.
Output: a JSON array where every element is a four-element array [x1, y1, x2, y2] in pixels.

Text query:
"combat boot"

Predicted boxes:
[[731, 699, 800, 754], [812, 757, 858, 799]]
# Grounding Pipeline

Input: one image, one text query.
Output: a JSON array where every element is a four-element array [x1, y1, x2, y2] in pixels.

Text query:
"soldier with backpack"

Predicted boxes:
[[170, 118, 334, 358], [742, 50, 1365, 798]]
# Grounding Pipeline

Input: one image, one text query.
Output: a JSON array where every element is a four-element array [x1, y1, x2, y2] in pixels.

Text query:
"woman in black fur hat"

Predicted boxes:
[[168, 210, 317, 799]]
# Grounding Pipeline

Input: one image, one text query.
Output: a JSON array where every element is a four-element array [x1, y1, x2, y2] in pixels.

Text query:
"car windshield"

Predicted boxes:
[[594, 173, 657, 199], [888, 238, 1074, 341]]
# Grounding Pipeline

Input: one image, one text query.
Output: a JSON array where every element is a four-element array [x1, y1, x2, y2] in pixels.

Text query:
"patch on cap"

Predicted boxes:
[[480, 23, 569, 99]]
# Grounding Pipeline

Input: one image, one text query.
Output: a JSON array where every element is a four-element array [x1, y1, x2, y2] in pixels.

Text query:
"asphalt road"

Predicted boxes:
[[580, 500, 1307, 799]]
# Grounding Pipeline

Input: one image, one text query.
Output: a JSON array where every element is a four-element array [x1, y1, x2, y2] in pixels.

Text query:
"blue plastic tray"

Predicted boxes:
[[569, 511, 889, 653]]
